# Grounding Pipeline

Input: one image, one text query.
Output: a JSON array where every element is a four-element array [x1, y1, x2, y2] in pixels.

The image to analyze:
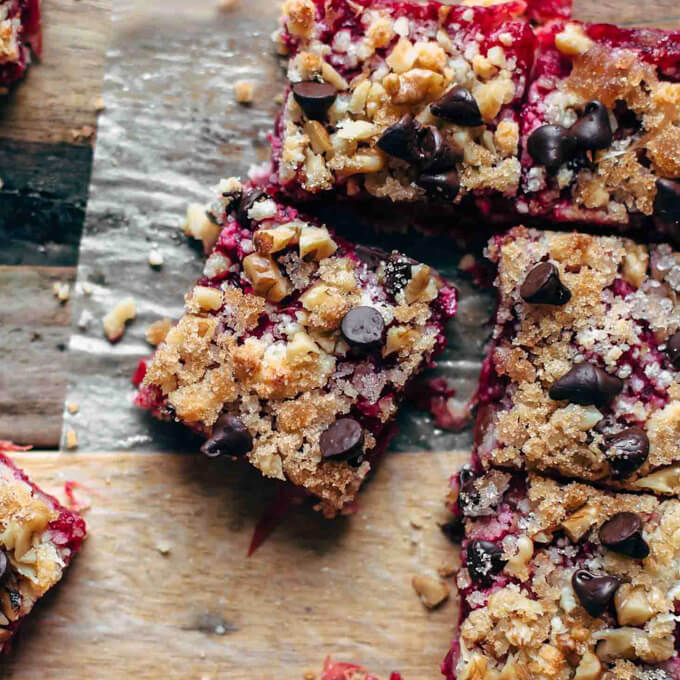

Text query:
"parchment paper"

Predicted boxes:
[[64, 0, 495, 453]]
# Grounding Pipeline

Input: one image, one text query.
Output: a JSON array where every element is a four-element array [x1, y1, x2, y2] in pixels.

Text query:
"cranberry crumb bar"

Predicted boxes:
[[272, 0, 536, 210], [443, 472, 680, 680], [0, 0, 41, 88], [519, 21, 680, 232], [0, 453, 86, 653], [474, 226, 680, 494], [136, 179, 457, 516]]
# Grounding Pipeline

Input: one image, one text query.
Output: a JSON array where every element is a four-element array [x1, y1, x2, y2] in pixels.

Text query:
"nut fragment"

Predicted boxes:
[[304, 120, 333, 154], [184, 203, 220, 253], [573, 650, 602, 680], [243, 253, 291, 302], [145, 318, 173, 346], [254, 224, 299, 254], [504, 535, 533, 579], [411, 574, 449, 609], [555, 23, 595, 56], [499, 659, 531, 680], [103, 297, 136, 342], [459, 654, 489, 680], [632, 464, 680, 494], [595, 628, 674, 663], [622, 244, 649, 289], [65, 428, 78, 450], [404, 264, 439, 304], [561, 502, 600, 542], [299, 226, 337, 261], [614, 584, 655, 626], [384, 325, 418, 356], [234, 79, 254, 104], [191, 286, 223, 312], [52, 282, 71, 303]]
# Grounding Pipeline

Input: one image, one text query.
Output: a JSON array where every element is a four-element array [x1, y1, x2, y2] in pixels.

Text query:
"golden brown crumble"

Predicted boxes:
[[483, 228, 680, 492]]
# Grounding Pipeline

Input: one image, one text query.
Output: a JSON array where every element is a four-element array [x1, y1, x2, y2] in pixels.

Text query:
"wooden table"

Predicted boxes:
[[0, 0, 678, 677]]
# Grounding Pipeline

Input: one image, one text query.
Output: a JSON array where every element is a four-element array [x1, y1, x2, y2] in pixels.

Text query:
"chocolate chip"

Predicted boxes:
[[384, 253, 412, 297], [599, 512, 650, 558], [520, 262, 571, 305], [572, 569, 621, 617], [377, 114, 424, 165], [235, 188, 267, 227], [655, 179, 680, 224], [604, 427, 649, 477], [319, 418, 364, 461], [416, 170, 460, 200], [291, 81, 337, 120], [201, 414, 253, 458], [549, 362, 623, 407], [0, 551, 6, 580], [527, 124, 577, 173], [467, 539, 505, 584], [431, 86, 483, 127], [420, 127, 460, 173], [459, 466, 476, 487], [570, 100, 613, 150], [667, 331, 680, 369], [340, 306, 385, 348]]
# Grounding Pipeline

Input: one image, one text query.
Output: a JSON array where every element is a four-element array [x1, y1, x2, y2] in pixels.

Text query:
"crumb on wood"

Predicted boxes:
[[235, 79, 255, 104], [103, 297, 136, 342], [146, 318, 173, 346], [93, 96, 105, 112], [66, 401, 79, 415], [156, 541, 172, 555], [71, 125, 95, 142], [52, 281, 71, 303], [411, 573, 450, 609], [64, 428, 78, 450], [184, 203, 220, 253]]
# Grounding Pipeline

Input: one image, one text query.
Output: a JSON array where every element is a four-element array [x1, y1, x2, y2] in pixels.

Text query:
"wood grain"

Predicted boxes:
[[0, 267, 76, 449], [2, 450, 466, 680]]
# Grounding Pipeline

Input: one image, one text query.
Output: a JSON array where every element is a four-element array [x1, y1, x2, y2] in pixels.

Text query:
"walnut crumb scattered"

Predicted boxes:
[[412, 574, 450, 609], [66, 402, 79, 415], [234, 79, 255, 104], [52, 282, 70, 303], [64, 428, 78, 450], [103, 297, 136, 342]]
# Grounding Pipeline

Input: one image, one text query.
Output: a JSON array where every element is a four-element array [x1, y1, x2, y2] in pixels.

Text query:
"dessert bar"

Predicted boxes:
[[444, 472, 680, 680], [0, 453, 86, 653], [519, 20, 680, 232], [475, 226, 680, 494], [136, 179, 457, 516], [0, 0, 41, 88], [272, 0, 536, 209]]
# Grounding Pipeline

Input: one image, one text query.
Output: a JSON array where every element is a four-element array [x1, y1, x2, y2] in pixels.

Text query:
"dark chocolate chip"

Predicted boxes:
[[459, 466, 476, 488], [604, 427, 649, 477], [467, 539, 505, 584], [291, 81, 337, 120], [377, 114, 424, 165], [431, 86, 483, 127], [527, 124, 577, 173], [667, 331, 680, 369], [416, 170, 460, 200], [599, 512, 650, 558], [420, 127, 460, 173], [384, 253, 412, 297], [201, 414, 253, 458], [235, 188, 267, 227], [570, 100, 613, 150], [549, 362, 623, 407], [319, 418, 364, 461], [0, 552, 6, 580], [572, 569, 621, 617], [520, 262, 571, 305], [340, 306, 385, 348], [654, 179, 680, 224]]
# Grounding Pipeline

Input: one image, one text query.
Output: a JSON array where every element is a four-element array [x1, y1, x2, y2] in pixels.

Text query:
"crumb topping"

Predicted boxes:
[[482, 227, 680, 491]]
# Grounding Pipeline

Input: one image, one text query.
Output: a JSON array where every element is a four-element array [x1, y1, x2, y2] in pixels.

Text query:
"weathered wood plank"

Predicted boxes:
[[2, 450, 466, 679], [0, 267, 75, 448]]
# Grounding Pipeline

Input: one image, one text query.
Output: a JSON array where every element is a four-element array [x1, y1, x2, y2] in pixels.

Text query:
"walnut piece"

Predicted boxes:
[[242, 254, 291, 302], [411, 574, 450, 609], [103, 297, 136, 342]]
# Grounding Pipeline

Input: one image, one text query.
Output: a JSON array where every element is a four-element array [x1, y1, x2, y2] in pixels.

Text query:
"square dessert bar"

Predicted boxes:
[[0, 453, 86, 653], [0, 0, 41, 88], [519, 20, 680, 232], [475, 226, 680, 494], [137, 179, 457, 517], [443, 472, 680, 680], [272, 0, 536, 207]]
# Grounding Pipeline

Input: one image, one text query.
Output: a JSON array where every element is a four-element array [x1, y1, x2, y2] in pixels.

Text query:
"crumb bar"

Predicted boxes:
[[136, 180, 457, 517], [518, 21, 680, 232], [444, 472, 680, 680], [271, 0, 537, 209], [0, 453, 86, 653], [474, 226, 680, 494], [0, 0, 41, 88]]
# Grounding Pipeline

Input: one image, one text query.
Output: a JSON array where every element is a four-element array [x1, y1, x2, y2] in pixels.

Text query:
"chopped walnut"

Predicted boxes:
[[103, 297, 136, 342]]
